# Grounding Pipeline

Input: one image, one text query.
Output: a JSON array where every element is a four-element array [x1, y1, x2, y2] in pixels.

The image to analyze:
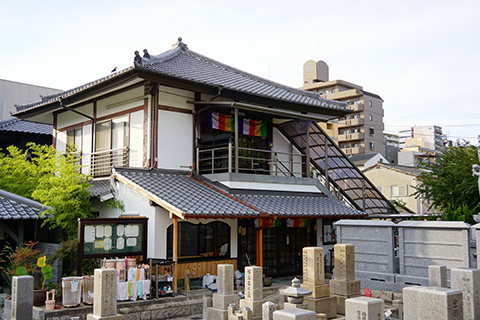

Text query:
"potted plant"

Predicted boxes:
[[10, 241, 53, 306]]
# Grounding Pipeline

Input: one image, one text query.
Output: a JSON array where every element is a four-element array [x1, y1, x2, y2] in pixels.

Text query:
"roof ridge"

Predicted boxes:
[[0, 189, 48, 211], [0, 117, 18, 128]]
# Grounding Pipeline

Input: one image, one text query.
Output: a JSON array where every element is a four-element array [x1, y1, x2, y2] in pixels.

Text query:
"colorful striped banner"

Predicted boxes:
[[208, 111, 267, 137]]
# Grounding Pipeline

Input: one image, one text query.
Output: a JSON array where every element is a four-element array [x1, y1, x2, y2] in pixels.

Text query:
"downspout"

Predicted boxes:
[[58, 98, 96, 159]]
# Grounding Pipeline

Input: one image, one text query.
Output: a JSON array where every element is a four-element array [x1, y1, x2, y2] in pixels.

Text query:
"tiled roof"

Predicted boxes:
[[113, 168, 260, 218], [113, 168, 365, 219], [88, 179, 111, 197], [364, 162, 427, 176], [135, 38, 347, 112], [14, 38, 347, 116], [0, 189, 48, 220], [0, 117, 52, 135], [234, 193, 365, 218]]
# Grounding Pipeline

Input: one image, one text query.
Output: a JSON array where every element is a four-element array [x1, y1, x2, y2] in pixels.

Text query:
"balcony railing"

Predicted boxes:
[[338, 132, 365, 142], [341, 146, 365, 155], [91, 147, 129, 177], [347, 103, 364, 112], [338, 118, 364, 128], [196, 143, 305, 177]]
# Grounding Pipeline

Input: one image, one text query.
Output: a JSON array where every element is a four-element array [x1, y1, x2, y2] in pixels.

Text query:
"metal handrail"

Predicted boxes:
[[91, 147, 129, 177], [197, 144, 305, 176]]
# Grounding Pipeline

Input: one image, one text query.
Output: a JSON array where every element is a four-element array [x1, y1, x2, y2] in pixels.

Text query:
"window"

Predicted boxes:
[[369, 114, 373, 121], [369, 100, 372, 107], [331, 89, 335, 93], [67, 128, 82, 151], [95, 115, 129, 152], [93, 115, 129, 176], [353, 114, 361, 119], [370, 142, 375, 149], [167, 221, 230, 259], [391, 185, 408, 197], [369, 128, 375, 135]]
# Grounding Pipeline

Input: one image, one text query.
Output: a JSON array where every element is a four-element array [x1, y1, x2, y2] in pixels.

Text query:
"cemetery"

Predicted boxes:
[[2, 220, 480, 319]]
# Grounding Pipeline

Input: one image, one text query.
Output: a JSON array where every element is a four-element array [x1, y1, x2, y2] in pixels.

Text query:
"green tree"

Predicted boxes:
[[0, 143, 93, 240], [415, 144, 480, 221]]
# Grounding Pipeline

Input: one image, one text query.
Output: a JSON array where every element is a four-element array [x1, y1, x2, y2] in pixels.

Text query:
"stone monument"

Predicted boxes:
[[11, 275, 34, 320], [87, 268, 123, 320], [262, 301, 278, 320], [403, 286, 463, 320], [428, 265, 448, 287], [329, 243, 361, 315], [279, 278, 312, 310], [345, 297, 384, 320], [450, 267, 480, 320], [272, 308, 317, 320], [205, 264, 239, 320], [240, 265, 264, 320], [300, 247, 336, 318]]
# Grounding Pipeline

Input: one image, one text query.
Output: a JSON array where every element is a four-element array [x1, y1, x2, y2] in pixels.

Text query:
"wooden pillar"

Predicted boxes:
[[306, 121, 311, 178], [256, 219, 263, 267], [173, 216, 179, 294], [234, 107, 239, 173]]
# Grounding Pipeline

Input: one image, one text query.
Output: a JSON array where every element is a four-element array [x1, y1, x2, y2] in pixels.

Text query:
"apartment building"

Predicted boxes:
[[398, 125, 443, 166], [301, 60, 385, 156]]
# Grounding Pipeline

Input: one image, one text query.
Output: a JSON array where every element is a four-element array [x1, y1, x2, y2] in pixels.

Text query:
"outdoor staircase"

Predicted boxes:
[[277, 120, 397, 216]]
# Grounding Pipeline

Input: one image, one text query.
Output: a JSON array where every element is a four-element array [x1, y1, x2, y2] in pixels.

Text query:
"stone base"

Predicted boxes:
[[240, 299, 264, 317], [273, 308, 317, 319], [212, 293, 239, 309], [332, 294, 361, 315], [305, 296, 336, 319], [284, 302, 308, 309], [87, 314, 124, 320], [300, 284, 330, 299], [317, 313, 327, 320], [206, 307, 228, 320], [329, 280, 361, 296]]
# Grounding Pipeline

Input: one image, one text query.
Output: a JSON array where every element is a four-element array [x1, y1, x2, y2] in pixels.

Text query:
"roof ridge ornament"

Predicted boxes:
[[177, 37, 188, 51]]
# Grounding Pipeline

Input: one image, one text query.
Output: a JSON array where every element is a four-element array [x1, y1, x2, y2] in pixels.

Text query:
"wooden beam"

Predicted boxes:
[[256, 218, 263, 267], [173, 216, 179, 295], [0, 221, 21, 245]]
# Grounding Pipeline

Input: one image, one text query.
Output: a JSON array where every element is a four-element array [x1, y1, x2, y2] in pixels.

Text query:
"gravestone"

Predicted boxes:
[[403, 286, 463, 320], [11, 275, 33, 320], [87, 268, 123, 320], [240, 266, 264, 319], [272, 308, 316, 320], [205, 264, 239, 320], [345, 297, 384, 320], [450, 268, 480, 320], [262, 301, 278, 320], [300, 247, 336, 318], [428, 265, 447, 287], [329, 244, 361, 315]]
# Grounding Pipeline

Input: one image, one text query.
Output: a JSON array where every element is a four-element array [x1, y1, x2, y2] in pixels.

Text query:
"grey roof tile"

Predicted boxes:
[[114, 168, 260, 217], [88, 179, 111, 197], [0, 117, 52, 135], [114, 168, 365, 219], [0, 189, 48, 220], [234, 194, 365, 218]]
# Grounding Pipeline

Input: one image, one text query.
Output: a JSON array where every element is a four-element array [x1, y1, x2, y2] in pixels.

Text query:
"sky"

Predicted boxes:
[[1, 0, 479, 144]]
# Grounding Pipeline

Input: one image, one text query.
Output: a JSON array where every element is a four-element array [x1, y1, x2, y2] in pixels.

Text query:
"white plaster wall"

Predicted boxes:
[[96, 87, 145, 118], [129, 110, 143, 168], [158, 86, 194, 111], [57, 104, 94, 130], [157, 110, 193, 170], [272, 127, 303, 177], [56, 131, 67, 152], [114, 181, 160, 258]]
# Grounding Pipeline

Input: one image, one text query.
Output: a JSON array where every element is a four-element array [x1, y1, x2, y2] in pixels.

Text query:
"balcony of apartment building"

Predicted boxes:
[[338, 116, 364, 128], [322, 88, 362, 101], [341, 145, 365, 155], [338, 132, 365, 142], [346, 102, 364, 112]]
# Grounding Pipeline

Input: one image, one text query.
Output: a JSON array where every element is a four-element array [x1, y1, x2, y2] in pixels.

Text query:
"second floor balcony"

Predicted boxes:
[[91, 147, 129, 177]]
